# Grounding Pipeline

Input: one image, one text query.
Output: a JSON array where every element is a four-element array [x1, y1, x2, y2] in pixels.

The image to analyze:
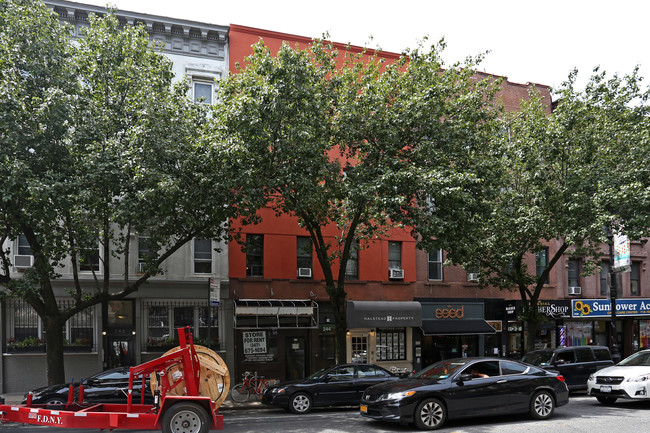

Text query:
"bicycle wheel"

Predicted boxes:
[[255, 380, 270, 400], [230, 383, 250, 403]]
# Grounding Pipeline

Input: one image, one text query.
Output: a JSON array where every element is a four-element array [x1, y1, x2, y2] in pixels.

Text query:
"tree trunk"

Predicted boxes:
[[526, 318, 540, 353], [328, 283, 348, 364], [43, 318, 66, 386]]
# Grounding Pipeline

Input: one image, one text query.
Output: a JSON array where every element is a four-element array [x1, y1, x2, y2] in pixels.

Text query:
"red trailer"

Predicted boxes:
[[0, 327, 225, 432]]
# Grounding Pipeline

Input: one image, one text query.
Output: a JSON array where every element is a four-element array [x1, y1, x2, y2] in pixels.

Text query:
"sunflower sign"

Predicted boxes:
[[572, 299, 650, 318]]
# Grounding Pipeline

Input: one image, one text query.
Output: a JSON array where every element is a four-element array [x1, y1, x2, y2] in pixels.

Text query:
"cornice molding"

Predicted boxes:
[[44, 0, 228, 61]]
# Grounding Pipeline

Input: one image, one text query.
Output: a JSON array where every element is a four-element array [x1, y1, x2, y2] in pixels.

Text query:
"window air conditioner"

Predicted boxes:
[[13, 254, 34, 268], [568, 286, 582, 296], [298, 267, 312, 278], [467, 272, 479, 282], [389, 268, 404, 280]]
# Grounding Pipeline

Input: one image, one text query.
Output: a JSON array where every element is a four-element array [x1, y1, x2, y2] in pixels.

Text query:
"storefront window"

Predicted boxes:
[[566, 321, 593, 346], [639, 320, 650, 350], [376, 328, 406, 361]]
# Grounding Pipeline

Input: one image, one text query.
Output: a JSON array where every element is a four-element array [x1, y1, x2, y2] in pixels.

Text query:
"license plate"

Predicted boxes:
[[600, 386, 612, 393], [360, 405, 367, 413]]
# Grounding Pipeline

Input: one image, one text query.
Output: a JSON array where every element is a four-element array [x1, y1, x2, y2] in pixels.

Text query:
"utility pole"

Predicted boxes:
[[606, 227, 620, 362]]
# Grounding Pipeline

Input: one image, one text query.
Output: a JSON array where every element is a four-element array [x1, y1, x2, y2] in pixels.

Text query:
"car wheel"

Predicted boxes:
[[530, 390, 555, 420], [413, 398, 446, 430], [289, 392, 312, 414], [596, 396, 617, 405], [44, 397, 66, 405], [161, 402, 209, 433]]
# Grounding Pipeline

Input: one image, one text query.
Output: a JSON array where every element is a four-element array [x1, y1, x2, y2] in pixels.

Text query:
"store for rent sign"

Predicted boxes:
[[572, 299, 650, 317], [243, 331, 267, 354]]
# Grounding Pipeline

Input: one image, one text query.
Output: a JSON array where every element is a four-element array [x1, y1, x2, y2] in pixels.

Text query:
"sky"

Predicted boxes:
[[78, 0, 649, 93]]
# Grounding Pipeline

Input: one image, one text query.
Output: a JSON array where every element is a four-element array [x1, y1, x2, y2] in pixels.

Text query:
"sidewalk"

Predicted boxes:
[[0, 393, 264, 410]]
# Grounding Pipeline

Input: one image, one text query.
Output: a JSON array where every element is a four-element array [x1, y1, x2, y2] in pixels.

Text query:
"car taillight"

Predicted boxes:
[[555, 375, 566, 382]]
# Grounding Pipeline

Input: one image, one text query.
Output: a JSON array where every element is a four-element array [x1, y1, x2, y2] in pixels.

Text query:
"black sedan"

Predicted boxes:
[[24, 367, 153, 405], [360, 357, 569, 430], [262, 363, 402, 414]]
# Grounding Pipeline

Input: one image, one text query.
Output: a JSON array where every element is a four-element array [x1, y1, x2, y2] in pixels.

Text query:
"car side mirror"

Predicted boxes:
[[458, 373, 473, 382]]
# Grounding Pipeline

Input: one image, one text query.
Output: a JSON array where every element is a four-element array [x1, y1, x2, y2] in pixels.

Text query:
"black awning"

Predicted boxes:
[[347, 301, 422, 328], [421, 319, 496, 335]]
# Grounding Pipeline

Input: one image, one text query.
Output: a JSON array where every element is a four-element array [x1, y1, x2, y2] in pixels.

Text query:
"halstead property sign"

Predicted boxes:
[[572, 299, 650, 318]]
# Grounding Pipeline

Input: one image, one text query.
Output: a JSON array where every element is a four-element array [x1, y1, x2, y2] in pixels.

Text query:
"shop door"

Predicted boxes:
[[351, 334, 368, 363], [286, 337, 306, 380], [107, 338, 134, 368], [105, 300, 135, 368]]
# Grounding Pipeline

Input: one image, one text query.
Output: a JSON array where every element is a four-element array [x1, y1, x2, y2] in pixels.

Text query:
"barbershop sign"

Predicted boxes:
[[572, 299, 650, 318], [506, 300, 571, 319]]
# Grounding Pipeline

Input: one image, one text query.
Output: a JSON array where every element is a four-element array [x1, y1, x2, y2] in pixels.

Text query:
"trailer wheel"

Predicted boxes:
[[161, 402, 209, 433]]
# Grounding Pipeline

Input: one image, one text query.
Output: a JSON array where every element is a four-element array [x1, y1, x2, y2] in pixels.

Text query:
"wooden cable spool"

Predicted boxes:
[[150, 345, 230, 408]]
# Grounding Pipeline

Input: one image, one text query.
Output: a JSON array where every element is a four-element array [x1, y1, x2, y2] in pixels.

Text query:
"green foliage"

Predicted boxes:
[[0, 0, 242, 383], [216, 37, 501, 361]]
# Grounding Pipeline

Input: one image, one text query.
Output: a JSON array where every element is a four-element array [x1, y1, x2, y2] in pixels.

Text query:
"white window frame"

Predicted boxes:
[[192, 80, 214, 104], [427, 249, 443, 281], [193, 238, 213, 274]]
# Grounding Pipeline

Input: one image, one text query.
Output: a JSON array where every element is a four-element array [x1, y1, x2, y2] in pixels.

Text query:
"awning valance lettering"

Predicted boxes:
[[347, 301, 422, 328]]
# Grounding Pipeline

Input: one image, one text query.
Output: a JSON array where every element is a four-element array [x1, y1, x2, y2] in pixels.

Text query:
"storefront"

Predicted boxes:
[[568, 298, 650, 359], [505, 299, 571, 357], [419, 300, 497, 367], [346, 301, 421, 373], [233, 299, 319, 381]]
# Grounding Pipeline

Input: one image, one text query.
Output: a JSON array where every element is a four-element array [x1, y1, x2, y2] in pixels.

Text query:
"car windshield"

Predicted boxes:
[[306, 367, 330, 379], [619, 351, 650, 366], [522, 351, 553, 366], [413, 360, 469, 379]]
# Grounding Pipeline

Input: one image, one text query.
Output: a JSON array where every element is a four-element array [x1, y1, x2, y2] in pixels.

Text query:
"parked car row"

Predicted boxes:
[[23, 346, 650, 430], [263, 357, 569, 430]]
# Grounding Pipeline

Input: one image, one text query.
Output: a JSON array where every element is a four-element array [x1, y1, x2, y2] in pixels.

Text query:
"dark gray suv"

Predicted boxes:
[[522, 346, 613, 391]]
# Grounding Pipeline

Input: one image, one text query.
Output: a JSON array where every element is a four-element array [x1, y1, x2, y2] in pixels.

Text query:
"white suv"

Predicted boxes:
[[587, 349, 650, 404]]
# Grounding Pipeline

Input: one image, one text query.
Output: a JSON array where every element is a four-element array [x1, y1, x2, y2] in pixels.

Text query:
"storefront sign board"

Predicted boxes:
[[572, 299, 650, 318]]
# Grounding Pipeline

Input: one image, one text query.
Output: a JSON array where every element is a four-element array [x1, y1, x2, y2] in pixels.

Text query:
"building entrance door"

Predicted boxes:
[[105, 300, 135, 368], [286, 336, 306, 380]]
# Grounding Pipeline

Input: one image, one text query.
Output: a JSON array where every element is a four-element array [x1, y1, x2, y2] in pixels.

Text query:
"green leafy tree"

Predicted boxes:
[[0, 2, 242, 384], [410, 68, 650, 353], [216, 39, 500, 362]]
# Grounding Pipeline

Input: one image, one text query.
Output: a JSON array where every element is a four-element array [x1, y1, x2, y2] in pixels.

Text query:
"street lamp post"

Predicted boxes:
[[606, 228, 620, 361]]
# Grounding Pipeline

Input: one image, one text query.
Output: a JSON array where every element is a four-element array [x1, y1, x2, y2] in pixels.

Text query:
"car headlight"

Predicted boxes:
[[270, 387, 286, 394], [379, 390, 416, 401], [627, 375, 650, 383]]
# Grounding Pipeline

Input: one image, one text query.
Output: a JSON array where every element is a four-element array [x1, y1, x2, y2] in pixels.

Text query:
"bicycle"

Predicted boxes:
[[230, 371, 270, 402]]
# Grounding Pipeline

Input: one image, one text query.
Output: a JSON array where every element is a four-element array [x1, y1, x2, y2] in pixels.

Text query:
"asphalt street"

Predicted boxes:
[[0, 394, 649, 432]]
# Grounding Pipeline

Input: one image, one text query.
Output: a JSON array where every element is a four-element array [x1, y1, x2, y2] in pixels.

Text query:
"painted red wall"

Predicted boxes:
[[227, 25, 414, 292]]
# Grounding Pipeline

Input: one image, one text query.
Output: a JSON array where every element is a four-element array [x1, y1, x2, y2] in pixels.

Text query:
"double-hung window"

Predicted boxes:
[[428, 249, 443, 281], [193, 238, 212, 274], [297, 237, 312, 275], [536, 247, 549, 284], [600, 261, 610, 296], [568, 259, 580, 288], [388, 242, 402, 269], [79, 245, 100, 272], [246, 235, 264, 277], [630, 262, 640, 296], [18, 234, 32, 255], [193, 81, 213, 104]]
